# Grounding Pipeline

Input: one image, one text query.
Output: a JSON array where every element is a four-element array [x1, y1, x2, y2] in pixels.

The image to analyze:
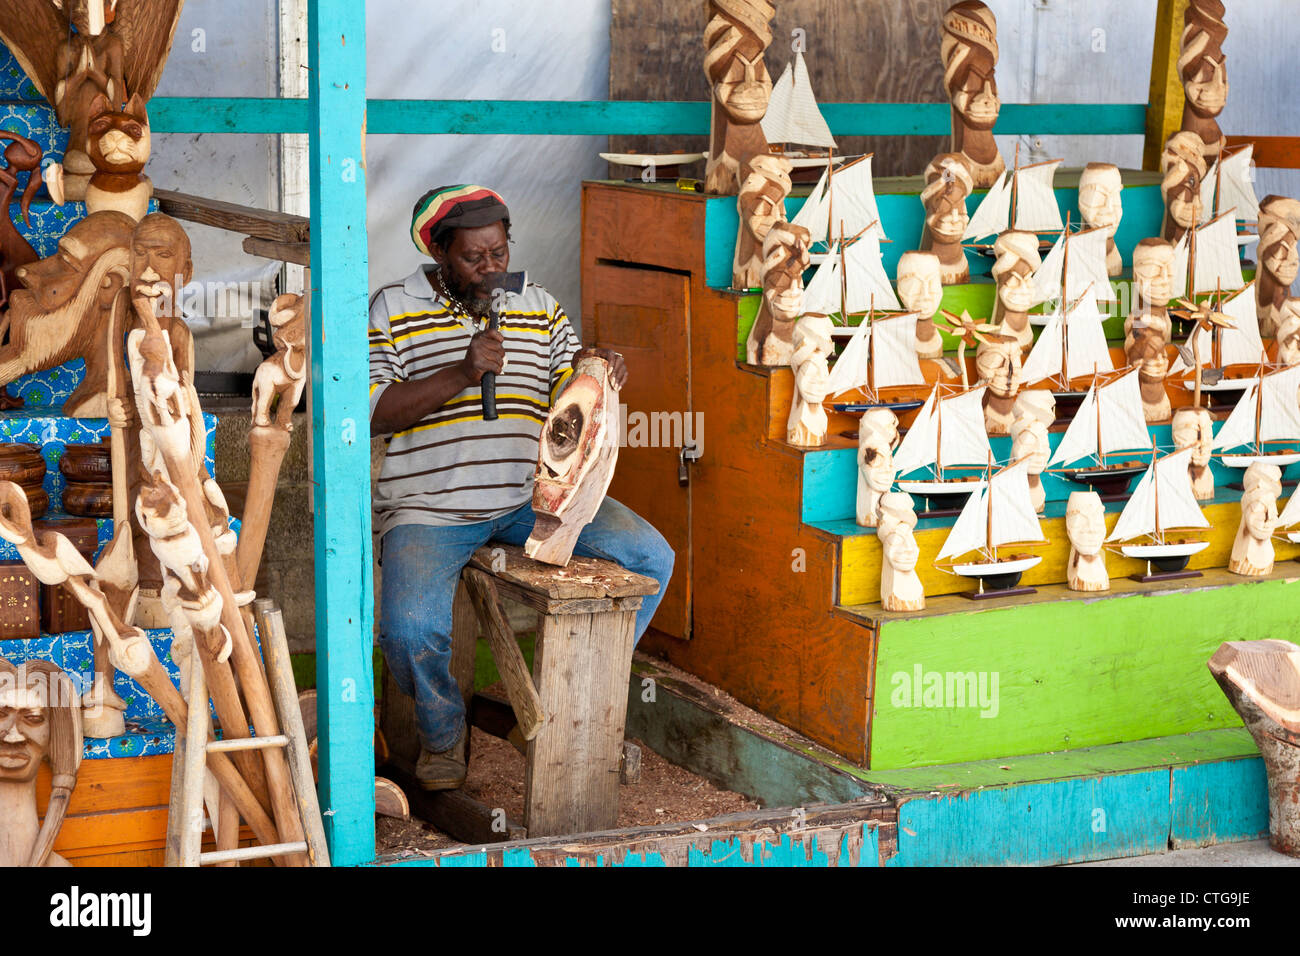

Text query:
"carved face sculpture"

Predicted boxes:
[[1132, 239, 1175, 307], [860, 409, 900, 493], [877, 493, 920, 572], [533, 360, 612, 521], [1241, 462, 1282, 539], [896, 252, 943, 318], [1184, 57, 1228, 119], [976, 335, 1021, 398], [922, 155, 973, 244], [1078, 164, 1123, 237], [1065, 492, 1106, 557], [1161, 133, 1208, 231], [1172, 406, 1214, 468], [1010, 392, 1054, 472], [1277, 304, 1300, 364], [791, 315, 834, 404], [991, 231, 1040, 314], [703, 15, 772, 124], [130, 213, 193, 319], [1258, 199, 1300, 289], [760, 223, 810, 322], [941, 2, 1001, 131], [0, 677, 48, 784], [86, 93, 151, 174]]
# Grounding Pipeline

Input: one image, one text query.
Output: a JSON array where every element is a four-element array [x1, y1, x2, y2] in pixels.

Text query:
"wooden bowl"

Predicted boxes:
[[62, 481, 112, 517], [59, 441, 113, 484], [0, 443, 46, 488], [21, 485, 48, 520]]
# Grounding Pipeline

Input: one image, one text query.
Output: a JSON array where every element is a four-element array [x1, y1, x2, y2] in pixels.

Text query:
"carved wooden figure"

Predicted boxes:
[[1161, 131, 1208, 243], [70, 92, 152, 220], [0, 0, 185, 202], [1172, 405, 1215, 500], [990, 230, 1040, 350], [1078, 163, 1124, 277], [896, 251, 945, 359], [786, 314, 834, 447], [0, 211, 134, 417], [703, 0, 775, 195], [1229, 461, 1281, 577], [976, 332, 1022, 436], [940, 1, 1004, 188], [856, 408, 899, 528], [877, 492, 924, 611], [526, 355, 620, 566], [733, 153, 792, 289], [746, 220, 811, 366], [1010, 391, 1054, 513], [1208, 640, 1300, 856], [919, 153, 974, 285], [1065, 491, 1109, 592], [0, 132, 43, 309], [1179, 0, 1229, 163], [1255, 196, 1300, 338], [1277, 301, 1300, 367], [1124, 237, 1175, 352], [1128, 323, 1172, 423], [0, 657, 80, 867]]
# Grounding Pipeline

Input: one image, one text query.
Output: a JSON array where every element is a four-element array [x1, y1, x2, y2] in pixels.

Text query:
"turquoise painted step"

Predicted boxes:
[[0, 100, 67, 163], [704, 178, 1167, 290], [0, 43, 42, 101], [0, 410, 218, 514], [801, 420, 1291, 526]]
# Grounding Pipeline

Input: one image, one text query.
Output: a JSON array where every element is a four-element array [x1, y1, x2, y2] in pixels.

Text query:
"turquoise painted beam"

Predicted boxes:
[[147, 98, 1147, 138], [307, 0, 375, 866]]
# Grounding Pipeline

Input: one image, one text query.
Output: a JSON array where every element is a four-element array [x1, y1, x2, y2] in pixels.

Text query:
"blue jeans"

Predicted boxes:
[[379, 498, 674, 752]]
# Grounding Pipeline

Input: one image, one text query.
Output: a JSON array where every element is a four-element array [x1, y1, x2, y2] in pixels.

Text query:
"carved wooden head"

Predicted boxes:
[[759, 221, 810, 323], [703, 1, 774, 124], [1065, 491, 1105, 556], [86, 91, 151, 174], [1172, 406, 1214, 467], [941, 1, 1000, 131], [1161, 132, 1209, 230], [534, 358, 612, 520], [975, 332, 1022, 398], [130, 213, 192, 314], [1078, 163, 1123, 237], [0, 658, 79, 787], [990, 230, 1040, 314], [1179, 0, 1228, 120], [1258, 196, 1300, 288], [1132, 237, 1175, 307], [921, 154, 974, 243], [896, 251, 943, 317]]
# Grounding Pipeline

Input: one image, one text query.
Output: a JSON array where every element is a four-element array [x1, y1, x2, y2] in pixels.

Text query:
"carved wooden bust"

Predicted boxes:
[[1124, 237, 1175, 352], [787, 314, 834, 447], [733, 154, 792, 290], [1161, 131, 1209, 243], [1179, 0, 1229, 162], [919, 153, 975, 286], [1230, 461, 1281, 577], [990, 230, 1040, 350], [857, 408, 900, 527], [975, 332, 1022, 436], [1078, 163, 1124, 277], [746, 221, 811, 366], [940, 1, 1004, 188], [896, 251, 945, 359], [1065, 491, 1109, 592], [703, 0, 775, 195], [877, 492, 925, 611], [1256, 196, 1300, 339]]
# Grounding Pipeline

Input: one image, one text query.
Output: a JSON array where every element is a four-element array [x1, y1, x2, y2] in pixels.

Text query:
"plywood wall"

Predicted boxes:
[[610, 0, 952, 177]]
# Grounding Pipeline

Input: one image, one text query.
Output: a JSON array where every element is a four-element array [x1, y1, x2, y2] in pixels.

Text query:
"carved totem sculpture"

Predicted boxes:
[[786, 314, 834, 447], [0, 657, 80, 867], [990, 230, 1040, 350], [1229, 461, 1282, 577], [1128, 323, 1172, 423], [1161, 131, 1208, 244], [0, 1, 185, 203], [1077, 163, 1124, 277], [896, 251, 945, 360], [746, 220, 811, 366], [1010, 391, 1054, 514], [1179, 0, 1229, 163], [1277, 302, 1300, 368], [526, 355, 620, 566], [940, 1, 1004, 189], [1124, 237, 1176, 352], [975, 332, 1022, 436], [47, 92, 153, 220], [703, 0, 775, 196], [1065, 491, 1108, 592], [1256, 196, 1300, 339], [878, 493, 924, 612], [1171, 405, 1215, 501], [919, 153, 974, 285], [733, 153, 792, 289], [856, 408, 899, 528]]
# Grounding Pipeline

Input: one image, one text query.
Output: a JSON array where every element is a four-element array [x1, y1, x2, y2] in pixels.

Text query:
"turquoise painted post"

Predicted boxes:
[[307, 0, 375, 865]]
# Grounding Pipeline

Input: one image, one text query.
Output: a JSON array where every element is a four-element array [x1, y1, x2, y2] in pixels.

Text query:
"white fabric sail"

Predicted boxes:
[[1193, 213, 1245, 293], [760, 52, 837, 150], [938, 385, 993, 469], [1021, 307, 1065, 384], [824, 321, 870, 396], [1278, 487, 1300, 529], [790, 167, 830, 236], [1064, 287, 1115, 381], [1218, 285, 1267, 367], [1047, 382, 1098, 467], [1200, 146, 1260, 223], [937, 484, 988, 560], [842, 231, 903, 313], [1029, 228, 1112, 305], [800, 247, 842, 316], [1215, 365, 1300, 451], [1046, 369, 1149, 467], [1212, 381, 1261, 451], [963, 170, 1011, 241], [1106, 447, 1207, 543], [1014, 160, 1064, 233], [801, 156, 886, 246], [1171, 232, 1190, 299], [893, 386, 939, 475], [871, 313, 925, 389], [1168, 322, 1212, 376], [937, 460, 1044, 560]]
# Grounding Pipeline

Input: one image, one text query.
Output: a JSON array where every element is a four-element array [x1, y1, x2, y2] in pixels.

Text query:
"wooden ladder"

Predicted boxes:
[[164, 599, 331, 866]]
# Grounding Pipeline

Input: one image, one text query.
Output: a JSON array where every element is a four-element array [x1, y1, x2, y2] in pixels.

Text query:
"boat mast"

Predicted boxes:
[[1213, 142, 1224, 220], [838, 222, 847, 325], [1213, 279, 1222, 369], [936, 394, 944, 482], [1094, 369, 1104, 469], [1009, 141, 1020, 231], [1152, 440, 1162, 545], [1059, 213, 1072, 389], [985, 452, 995, 562], [866, 295, 877, 397], [1255, 359, 1265, 454]]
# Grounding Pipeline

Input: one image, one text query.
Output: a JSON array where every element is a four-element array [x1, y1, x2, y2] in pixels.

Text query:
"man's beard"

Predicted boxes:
[[440, 268, 493, 317]]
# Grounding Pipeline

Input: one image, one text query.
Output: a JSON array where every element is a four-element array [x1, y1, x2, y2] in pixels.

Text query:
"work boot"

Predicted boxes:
[[415, 726, 467, 791]]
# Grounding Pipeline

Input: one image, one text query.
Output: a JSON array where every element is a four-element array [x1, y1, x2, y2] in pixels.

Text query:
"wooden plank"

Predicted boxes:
[[469, 691, 518, 741], [308, 0, 376, 866], [1143, 0, 1189, 171], [463, 569, 546, 741], [1227, 135, 1300, 170], [468, 544, 658, 601], [449, 582, 478, 714], [153, 188, 310, 243], [525, 609, 637, 837], [388, 763, 526, 843], [243, 236, 312, 265], [36, 755, 174, 816]]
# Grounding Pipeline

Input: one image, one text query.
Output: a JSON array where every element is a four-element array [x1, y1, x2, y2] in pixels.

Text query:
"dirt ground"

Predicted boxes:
[[377, 728, 762, 857]]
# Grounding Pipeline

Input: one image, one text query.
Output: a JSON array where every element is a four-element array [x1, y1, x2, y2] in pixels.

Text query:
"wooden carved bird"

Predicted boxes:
[[935, 309, 999, 388]]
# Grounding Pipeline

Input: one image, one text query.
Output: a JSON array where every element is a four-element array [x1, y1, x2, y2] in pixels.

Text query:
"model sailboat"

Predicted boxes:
[[935, 459, 1046, 596], [1211, 364, 1300, 469], [963, 153, 1064, 242], [1199, 144, 1260, 235], [1105, 445, 1211, 577], [1021, 285, 1115, 391], [1030, 226, 1112, 309], [1044, 367, 1151, 494], [1171, 210, 1245, 300], [1168, 282, 1264, 391], [824, 310, 926, 402], [1274, 484, 1300, 543], [803, 226, 901, 317], [893, 385, 994, 498], [791, 154, 886, 251], [761, 50, 836, 166]]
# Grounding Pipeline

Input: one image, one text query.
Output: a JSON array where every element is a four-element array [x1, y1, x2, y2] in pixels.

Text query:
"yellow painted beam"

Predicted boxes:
[[1143, 0, 1190, 171]]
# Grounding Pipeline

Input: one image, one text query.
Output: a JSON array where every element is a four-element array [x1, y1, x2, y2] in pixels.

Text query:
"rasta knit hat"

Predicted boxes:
[[411, 185, 510, 256]]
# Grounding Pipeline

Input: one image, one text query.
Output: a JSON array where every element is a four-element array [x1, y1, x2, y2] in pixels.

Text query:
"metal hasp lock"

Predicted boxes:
[[678, 441, 702, 486]]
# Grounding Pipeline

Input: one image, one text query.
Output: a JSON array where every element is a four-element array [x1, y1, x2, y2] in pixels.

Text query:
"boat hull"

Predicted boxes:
[[1120, 541, 1210, 573], [951, 555, 1043, 587], [1220, 452, 1300, 469], [896, 478, 987, 498]]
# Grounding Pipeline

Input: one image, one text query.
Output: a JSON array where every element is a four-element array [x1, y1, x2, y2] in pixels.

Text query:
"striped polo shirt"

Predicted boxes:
[[368, 264, 579, 535]]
